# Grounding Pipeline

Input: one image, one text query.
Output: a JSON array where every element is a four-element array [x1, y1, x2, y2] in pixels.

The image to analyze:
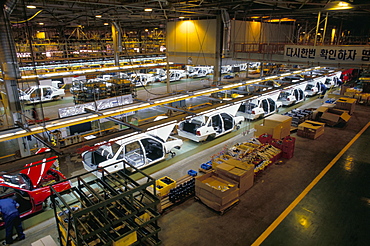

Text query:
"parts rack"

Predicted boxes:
[[51, 161, 161, 246]]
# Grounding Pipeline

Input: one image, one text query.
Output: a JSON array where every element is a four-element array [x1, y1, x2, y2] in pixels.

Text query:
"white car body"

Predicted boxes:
[[305, 77, 326, 96], [188, 66, 212, 78], [325, 72, 342, 88], [177, 104, 244, 142], [130, 73, 155, 86], [82, 121, 182, 178], [237, 63, 248, 71], [148, 68, 167, 82], [278, 83, 307, 106], [236, 92, 282, 120], [19, 85, 65, 104], [221, 65, 232, 74], [304, 82, 319, 96], [169, 69, 187, 82]]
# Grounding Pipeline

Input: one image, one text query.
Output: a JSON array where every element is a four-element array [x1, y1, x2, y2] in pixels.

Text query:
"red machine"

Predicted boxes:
[[0, 154, 71, 226]]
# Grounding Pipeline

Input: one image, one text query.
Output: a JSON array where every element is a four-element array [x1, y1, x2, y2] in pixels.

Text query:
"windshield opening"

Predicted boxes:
[[2, 174, 32, 190]]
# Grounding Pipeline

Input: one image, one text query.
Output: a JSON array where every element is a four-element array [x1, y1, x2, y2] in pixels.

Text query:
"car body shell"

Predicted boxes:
[[130, 73, 155, 86], [278, 87, 306, 106], [177, 105, 244, 142], [0, 156, 71, 226], [304, 83, 319, 96], [237, 96, 282, 120], [19, 85, 65, 104], [82, 122, 183, 178], [168, 69, 187, 82], [188, 66, 212, 78], [324, 73, 342, 88]]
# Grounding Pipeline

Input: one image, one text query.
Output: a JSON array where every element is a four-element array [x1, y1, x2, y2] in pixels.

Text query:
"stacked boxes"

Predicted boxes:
[[215, 160, 254, 195], [320, 108, 351, 126], [297, 120, 325, 139], [343, 87, 361, 97], [255, 114, 292, 139], [313, 104, 351, 126], [281, 136, 295, 159], [213, 139, 282, 174], [258, 133, 273, 144], [335, 97, 356, 115], [195, 171, 239, 212]]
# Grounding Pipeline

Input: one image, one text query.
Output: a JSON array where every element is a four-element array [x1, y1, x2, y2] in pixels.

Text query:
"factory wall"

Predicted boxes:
[[231, 20, 294, 44], [167, 19, 218, 65]]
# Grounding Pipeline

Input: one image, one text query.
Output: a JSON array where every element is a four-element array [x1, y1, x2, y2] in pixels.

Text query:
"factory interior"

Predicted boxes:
[[0, 1, 370, 246]]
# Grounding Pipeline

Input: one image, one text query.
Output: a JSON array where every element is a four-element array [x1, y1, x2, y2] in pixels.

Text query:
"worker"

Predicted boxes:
[[319, 83, 327, 99], [31, 107, 39, 121], [0, 197, 25, 245]]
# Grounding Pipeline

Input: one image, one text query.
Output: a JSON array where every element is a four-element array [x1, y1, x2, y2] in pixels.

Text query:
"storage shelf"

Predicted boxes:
[[51, 161, 161, 246]]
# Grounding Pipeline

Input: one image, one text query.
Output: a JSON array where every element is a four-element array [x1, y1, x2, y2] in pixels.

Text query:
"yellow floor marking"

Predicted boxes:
[[252, 121, 370, 246]]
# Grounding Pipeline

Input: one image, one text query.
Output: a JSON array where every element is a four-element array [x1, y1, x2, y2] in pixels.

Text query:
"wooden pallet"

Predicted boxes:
[[194, 196, 240, 215], [198, 167, 213, 174]]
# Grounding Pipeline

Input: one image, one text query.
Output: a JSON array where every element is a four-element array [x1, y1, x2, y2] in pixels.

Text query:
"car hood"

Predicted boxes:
[[147, 121, 177, 142], [20, 156, 57, 188]]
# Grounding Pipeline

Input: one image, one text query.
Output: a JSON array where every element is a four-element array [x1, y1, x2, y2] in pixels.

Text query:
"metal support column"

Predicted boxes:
[[165, 22, 171, 93], [322, 12, 329, 45], [213, 13, 223, 86], [314, 11, 321, 46], [0, 0, 31, 157], [111, 22, 122, 66]]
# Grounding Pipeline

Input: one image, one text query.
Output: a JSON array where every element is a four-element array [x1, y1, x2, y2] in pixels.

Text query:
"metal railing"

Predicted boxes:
[[234, 43, 285, 55]]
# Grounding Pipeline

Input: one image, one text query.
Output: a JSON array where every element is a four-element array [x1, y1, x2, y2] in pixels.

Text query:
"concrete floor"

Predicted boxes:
[[2, 95, 370, 245]]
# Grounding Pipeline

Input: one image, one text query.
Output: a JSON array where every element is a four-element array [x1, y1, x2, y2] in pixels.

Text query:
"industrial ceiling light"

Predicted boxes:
[[144, 8, 152, 12], [39, 22, 44, 25], [27, 5, 36, 9], [95, 15, 102, 18], [104, 23, 109, 26], [179, 16, 185, 19], [266, 18, 296, 22], [326, 1, 354, 10]]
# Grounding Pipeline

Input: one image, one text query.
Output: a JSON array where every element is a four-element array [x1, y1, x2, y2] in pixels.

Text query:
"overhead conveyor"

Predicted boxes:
[[0, 66, 324, 143]]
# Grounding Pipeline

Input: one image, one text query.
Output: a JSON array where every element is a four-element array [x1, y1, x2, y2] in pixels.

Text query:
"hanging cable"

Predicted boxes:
[[11, 9, 42, 23], [119, 26, 168, 96]]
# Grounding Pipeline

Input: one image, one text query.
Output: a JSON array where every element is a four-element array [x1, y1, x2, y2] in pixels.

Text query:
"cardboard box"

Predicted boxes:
[[320, 108, 351, 126], [195, 185, 239, 206], [316, 103, 336, 112], [221, 158, 254, 171], [297, 120, 325, 139], [335, 97, 356, 114], [254, 124, 283, 139], [264, 114, 292, 130], [215, 163, 254, 195], [196, 193, 239, 212], [195, 171, 239, 207], [254, 114, 292, 139]]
